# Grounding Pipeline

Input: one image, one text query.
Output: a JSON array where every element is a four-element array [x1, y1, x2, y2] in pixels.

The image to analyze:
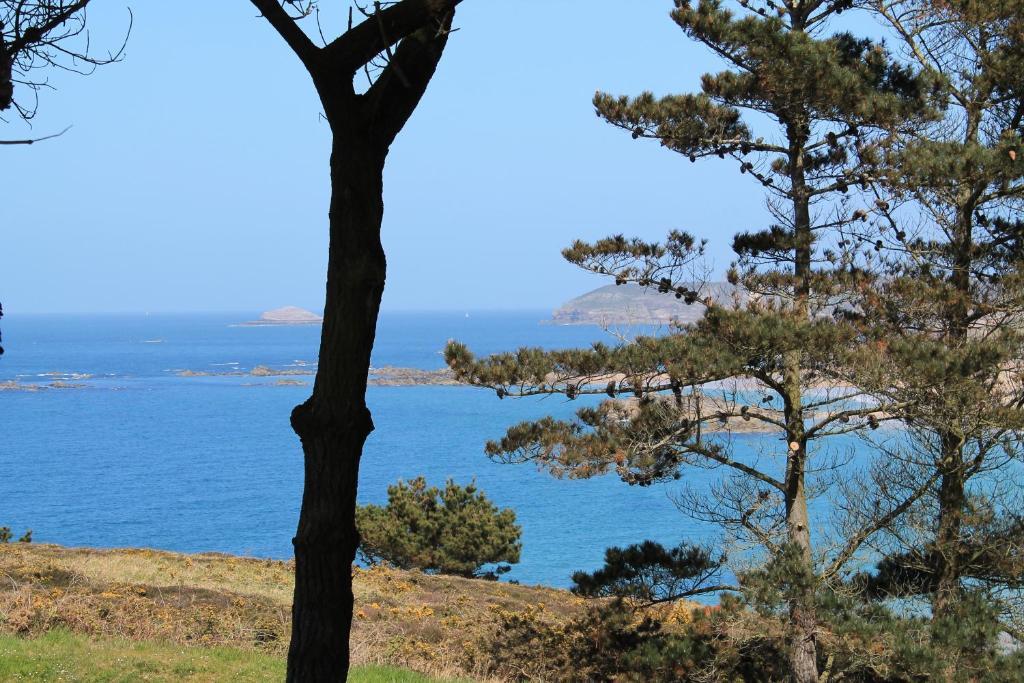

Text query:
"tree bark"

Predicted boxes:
[[246, 4, 458, 678], [243, 2, 456, 679], [287, 132, 387, 682], [783, 379, 818, 683], [930, 199, 974, 622], [782, 118, 819, 683], [932, 440, 965, 621]]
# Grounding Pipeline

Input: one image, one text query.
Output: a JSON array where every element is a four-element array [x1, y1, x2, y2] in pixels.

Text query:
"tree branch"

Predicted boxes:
[[688, 442, 786, 493], [0, 125, 71, 145], [821, 468, 941, 581], [249, 0, 320, 67], [6, 0, 91, 55], [636, 584, 741, 606], [364, 10, 453, 146], [322, 0, 459, 73]]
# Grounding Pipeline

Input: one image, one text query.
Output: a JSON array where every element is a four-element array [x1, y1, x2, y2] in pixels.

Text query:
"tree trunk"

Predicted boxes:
[[932, 435, 965, 621], [930, 201, 972, 623], [244, 5, 458, 679], [286, 133, 387, 682], [782, 118, 819, 683], [785, 458, 819, 683], [783, 375, 818, 683]]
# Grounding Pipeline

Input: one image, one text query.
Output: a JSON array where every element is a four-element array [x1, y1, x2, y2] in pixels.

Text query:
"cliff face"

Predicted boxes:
[[551, 282, 738, 326]]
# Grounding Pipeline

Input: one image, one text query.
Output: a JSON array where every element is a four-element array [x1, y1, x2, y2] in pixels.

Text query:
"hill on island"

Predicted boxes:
[[551, 282, 739, 326]]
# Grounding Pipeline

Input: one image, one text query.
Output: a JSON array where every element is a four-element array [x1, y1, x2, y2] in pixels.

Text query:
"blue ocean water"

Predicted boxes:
[[1, 311, 780, 587]]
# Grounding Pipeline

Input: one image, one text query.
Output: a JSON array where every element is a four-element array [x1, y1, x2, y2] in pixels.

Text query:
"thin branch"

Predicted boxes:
[[821, 468, 942, 581], [0, 124, 70, 145]]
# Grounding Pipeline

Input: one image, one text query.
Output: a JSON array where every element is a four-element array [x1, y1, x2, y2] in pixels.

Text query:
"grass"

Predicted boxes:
[[0, 629, 282, 682], [1, 544, 587, 681], [0, 630, 463, 682]]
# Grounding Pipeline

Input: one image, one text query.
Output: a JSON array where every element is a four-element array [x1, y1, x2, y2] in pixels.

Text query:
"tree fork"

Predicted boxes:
[[249, 2, 460, 678]]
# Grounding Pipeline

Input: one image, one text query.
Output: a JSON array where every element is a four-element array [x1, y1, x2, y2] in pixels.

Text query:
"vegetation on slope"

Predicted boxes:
[[0, 629, 468, 682], [0, 543, 582, 680]]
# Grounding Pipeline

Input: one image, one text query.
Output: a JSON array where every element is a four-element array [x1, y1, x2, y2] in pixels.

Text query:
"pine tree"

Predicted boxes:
[[847, 0, 1024, 630], [447, 2, 936, 679], [356, 477, 522, 580], [571, 540, 728, 606]]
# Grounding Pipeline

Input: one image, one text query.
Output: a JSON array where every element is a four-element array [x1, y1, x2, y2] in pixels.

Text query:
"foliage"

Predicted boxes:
[[479, 585, 1024, 682], [447, 2, 941, 679], [818, 590, 1024, 682], [571, 541, 727, 605], [844, 0, 1024, 628], [5, 542, 1022, 682], [739, 543, 819, 618], [855, 507, 1024, 601], [479, 601, 727, 682], [356, 477, 521, 580]]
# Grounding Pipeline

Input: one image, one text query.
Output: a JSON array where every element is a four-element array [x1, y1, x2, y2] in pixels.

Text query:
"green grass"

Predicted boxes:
[[0, 631, 461, 682], [348, 666, 467, 683]]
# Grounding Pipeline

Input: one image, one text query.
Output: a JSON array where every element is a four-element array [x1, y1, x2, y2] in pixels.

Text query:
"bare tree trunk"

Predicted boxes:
[[287, 136, 387, 682]]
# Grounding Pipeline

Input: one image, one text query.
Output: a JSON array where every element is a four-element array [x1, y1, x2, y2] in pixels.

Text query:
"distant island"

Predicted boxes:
[[550, 282, 738, 326], [239, 306, 323, 326]]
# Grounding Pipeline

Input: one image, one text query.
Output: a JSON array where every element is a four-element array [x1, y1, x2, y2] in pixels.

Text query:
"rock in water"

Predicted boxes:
[[260, 306, 322, 324], [240, 306, 323, 326]]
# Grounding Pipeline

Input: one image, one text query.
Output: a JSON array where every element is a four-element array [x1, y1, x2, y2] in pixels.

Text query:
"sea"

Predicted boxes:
[[1, 311, 804, 588]]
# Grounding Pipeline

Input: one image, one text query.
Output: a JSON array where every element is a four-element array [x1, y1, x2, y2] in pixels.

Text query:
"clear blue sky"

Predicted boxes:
[[5, 1, 803, 314]]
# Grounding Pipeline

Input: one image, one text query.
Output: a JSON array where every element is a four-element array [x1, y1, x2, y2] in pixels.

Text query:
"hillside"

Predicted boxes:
[[0, 543, 584, 680], [551, 282, 739, 326]]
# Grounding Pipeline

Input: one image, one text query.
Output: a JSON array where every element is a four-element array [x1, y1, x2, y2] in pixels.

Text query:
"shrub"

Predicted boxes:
[[477, 601, 719, 682], [356, 477, 521, 579], [571, 540, 726, 605], [0, 527, 31, 543]]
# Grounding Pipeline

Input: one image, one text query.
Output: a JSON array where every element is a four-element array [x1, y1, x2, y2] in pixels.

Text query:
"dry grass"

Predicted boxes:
[[0, 543, 586, 680]]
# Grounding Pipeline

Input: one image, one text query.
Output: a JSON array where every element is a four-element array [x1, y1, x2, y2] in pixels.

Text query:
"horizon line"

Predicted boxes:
[[5, 307, 558, 316]]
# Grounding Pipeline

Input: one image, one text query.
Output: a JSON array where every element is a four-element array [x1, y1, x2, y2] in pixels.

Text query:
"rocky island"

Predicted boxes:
[[238, 306, 323, 326], [550, 282, 738, 326]]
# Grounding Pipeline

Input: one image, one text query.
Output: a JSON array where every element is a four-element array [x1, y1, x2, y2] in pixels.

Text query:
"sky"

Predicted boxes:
[[4, 0, 858, 314]]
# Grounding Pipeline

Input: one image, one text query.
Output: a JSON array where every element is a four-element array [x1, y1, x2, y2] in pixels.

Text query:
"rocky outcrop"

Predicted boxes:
[[367, 366, 459, 386]]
